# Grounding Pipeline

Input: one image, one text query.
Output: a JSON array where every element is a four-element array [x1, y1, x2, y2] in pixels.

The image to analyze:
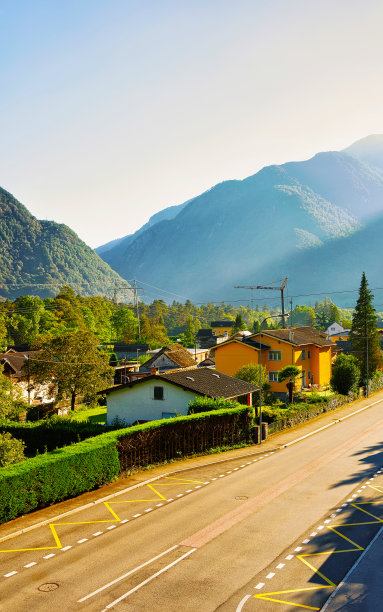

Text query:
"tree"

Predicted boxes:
[[349, 272, 381, 388], [233, 314, 246, 334], [278, 365, 301, 404], [0, 433, 25, 467], [0, 366, 26, 420], [30, 331, 114, 410], [330, 354, 360, 395], [234, 363, 268, 406]]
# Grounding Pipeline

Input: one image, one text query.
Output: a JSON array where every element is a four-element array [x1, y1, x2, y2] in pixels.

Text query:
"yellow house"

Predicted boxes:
[[212, 326, 332, 393], [210, 320, 235, 339]]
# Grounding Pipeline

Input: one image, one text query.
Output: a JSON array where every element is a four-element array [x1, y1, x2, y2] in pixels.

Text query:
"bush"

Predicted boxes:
[[187, 397, 240, 414], [0, 432, 120, 523], [331, 354, 361, 395], [0, 416, 113, 456], [0, 432, 25, 468]]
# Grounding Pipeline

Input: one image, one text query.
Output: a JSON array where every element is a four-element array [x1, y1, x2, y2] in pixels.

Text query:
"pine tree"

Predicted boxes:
[[349, 272, 381, 386]]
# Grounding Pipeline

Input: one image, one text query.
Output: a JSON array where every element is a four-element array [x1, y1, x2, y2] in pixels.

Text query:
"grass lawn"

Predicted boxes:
[[69, 406, 107, 424]]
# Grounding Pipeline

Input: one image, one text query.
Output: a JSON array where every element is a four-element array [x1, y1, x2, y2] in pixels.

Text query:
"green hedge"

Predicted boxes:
[[0, 418, 112, 456], [0, 406, 253, 523], [0, 432, 121, 523], [263, 394, 356, 434]]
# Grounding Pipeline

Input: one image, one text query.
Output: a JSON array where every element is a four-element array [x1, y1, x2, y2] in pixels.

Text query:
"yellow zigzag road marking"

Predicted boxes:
[[0, 477, 204, 554], [254, 502, 383, 610]]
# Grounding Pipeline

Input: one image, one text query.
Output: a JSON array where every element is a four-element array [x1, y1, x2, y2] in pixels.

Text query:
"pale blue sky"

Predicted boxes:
[[1, 0, 382, 247]]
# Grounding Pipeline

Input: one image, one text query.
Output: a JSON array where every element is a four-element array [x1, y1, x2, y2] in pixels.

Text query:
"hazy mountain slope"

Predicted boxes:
[[96, 200, 188, 260], [251, 213, 383, 308], [100, 162, 361, 301], [344, 134, 383, 172], [0, 187, 126, 300], [282, 151, 383, 218]]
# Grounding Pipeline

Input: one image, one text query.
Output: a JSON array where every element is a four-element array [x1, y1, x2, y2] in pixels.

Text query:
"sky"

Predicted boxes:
[[0, 0, 383, 248]]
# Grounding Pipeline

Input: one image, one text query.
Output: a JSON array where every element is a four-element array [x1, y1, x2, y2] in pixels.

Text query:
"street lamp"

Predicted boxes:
[[258, 314, 285, 444]]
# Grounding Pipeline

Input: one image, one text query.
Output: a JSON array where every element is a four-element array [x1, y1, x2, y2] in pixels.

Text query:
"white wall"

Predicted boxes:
[[106, 379, 198, 426]]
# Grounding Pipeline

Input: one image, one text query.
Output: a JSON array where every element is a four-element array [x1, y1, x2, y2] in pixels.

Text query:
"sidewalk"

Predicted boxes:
[[322, 526, 383, 611], [1, 389, 383, 542]]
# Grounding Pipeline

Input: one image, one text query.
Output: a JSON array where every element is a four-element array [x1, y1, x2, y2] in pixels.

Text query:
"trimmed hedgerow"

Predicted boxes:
[[0, 432, 120, 523], [0, 417, 113, 456], [0, 405, 253, 523], [117, 406, 254, 472], [187, 396, 241, 414]]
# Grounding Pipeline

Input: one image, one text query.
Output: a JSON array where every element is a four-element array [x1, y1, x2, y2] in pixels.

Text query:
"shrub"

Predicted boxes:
[[331, 354, 361, 395], [0, 416, 113, 456], [187, 397, 240, 414], [0, 432, 120, 523], [0, 432, 25, 468]]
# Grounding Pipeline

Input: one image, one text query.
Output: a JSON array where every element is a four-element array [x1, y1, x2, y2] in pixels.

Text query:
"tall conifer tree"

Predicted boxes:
[[349, 272, 381, 385]]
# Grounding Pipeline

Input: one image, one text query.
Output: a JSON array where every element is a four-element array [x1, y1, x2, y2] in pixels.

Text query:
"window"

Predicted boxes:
[[153, 386, 164, 400], [268, 350, 281, 361], [308, 350, 311, 359], [301, 350, 306, 360], [308, 371, 311, 380], [268, 371, 279, 382]]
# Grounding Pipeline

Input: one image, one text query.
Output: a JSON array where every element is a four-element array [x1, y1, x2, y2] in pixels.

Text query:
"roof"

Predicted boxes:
[[211, 320, 235, 328], [141, 345, 197, 371], [210, 338, 270, 353], [196, 328, 213, 337], [0, 351, 39, 376], [103, 367, 258, 398], [251, 326, 332, 348]]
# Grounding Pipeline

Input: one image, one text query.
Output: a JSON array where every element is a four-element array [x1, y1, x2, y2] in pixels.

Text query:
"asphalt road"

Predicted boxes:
[[1, 394, 383, 612]]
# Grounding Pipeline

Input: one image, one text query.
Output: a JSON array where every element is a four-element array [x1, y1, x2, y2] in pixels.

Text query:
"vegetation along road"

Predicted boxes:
[[1, 393, 383, 611]]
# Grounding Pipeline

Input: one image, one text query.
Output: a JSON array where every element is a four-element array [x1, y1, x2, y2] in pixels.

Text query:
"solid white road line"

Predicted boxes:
[[78, 545, 179, 603], [236, 594, 252, 612], [100, 548, 196, 611]]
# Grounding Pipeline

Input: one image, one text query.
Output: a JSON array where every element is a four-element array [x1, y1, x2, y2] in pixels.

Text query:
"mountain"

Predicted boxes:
[[97, 136, 383, 304], [95, 200, 188, 258], [0, 187, 126, 300], [344, 134, 383, 173], [253, 212, 383, 308]]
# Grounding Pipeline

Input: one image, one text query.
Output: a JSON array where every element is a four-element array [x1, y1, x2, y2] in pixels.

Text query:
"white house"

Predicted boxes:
[[324, 322, 345, 337], [102, 367, 258, 426]]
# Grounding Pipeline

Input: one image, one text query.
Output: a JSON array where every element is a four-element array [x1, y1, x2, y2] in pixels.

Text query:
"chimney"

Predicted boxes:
[[151, 367, 159, 375], [288, 330, 294, 343]]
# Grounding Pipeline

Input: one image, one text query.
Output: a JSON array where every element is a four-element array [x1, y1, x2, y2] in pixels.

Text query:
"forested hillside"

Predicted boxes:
[[0, 187, 126, 300]]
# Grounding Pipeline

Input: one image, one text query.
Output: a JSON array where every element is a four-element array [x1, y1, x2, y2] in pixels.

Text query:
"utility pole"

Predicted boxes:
[[26, 355, 31, 406], [234, 278, 288, 327]]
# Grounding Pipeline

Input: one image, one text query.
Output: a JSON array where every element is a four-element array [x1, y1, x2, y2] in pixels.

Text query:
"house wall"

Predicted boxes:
[[318, 347, 332, 387], [214, 342, 259, 376], [106, 379, 198, 426], [211, 325, 234, 338], [258, 335, 297, 392], [141, 354, 177, 372]]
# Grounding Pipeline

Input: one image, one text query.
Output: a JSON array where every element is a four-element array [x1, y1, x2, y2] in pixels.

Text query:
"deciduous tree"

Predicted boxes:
[[30, 331, 113, 410]]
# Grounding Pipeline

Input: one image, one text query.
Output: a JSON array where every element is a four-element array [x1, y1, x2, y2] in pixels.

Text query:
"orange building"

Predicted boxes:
[[212, 326, 332, 392]]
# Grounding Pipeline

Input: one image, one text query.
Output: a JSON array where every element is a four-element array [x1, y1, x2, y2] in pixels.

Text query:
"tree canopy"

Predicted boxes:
[[30, 331, 114, 410]]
